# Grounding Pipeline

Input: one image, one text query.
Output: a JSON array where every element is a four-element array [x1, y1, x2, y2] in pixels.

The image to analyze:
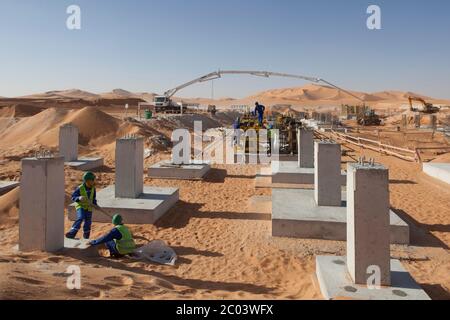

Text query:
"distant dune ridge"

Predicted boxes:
[[4, 84, 450, 109]]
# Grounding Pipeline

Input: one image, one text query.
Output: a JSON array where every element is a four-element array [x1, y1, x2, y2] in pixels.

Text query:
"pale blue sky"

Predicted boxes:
[[0, 0, 449, 98]]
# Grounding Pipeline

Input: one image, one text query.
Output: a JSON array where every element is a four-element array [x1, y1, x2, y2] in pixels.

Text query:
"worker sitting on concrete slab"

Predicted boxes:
[[89, 214, 136, 259], [255, 102, 266, 125], [65, 171, 98, 240]]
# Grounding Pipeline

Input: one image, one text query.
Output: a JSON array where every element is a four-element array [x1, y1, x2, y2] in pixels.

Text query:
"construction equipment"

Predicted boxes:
[[154, 96, 183, 113], [357, 109, 382, 126], [274, 115, 302, 154], [207, 104, 217, 116], [154, 70, 365, 114], [408, 96, 440, 114]]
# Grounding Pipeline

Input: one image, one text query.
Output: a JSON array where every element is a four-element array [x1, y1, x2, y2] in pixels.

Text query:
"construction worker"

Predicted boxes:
[[65, 171, 98, 240], [89, 214, 136, 259], [254, 102, 266, 125]]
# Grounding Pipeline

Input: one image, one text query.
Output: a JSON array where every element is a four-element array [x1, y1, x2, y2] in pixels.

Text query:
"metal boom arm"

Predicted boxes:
[[162, 70, 365, 104]]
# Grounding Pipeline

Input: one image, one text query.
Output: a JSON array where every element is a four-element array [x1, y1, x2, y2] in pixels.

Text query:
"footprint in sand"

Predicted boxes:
[[148, 278, 175, 290], [90, 283, 111, 290], [44, 256, 64, 263], [104, 275, 135, 286], [13, 276, 45, 285]]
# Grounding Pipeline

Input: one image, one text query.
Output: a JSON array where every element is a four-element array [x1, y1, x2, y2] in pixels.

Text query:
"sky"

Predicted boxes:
[[0, 0, 449, 99]]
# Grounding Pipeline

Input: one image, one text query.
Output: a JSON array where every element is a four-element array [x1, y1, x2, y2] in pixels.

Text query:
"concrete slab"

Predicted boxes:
[[63, 238, 99, 257], [278, 154, 297, 162], [233, 153, 274, 165], [271, 161, 346, 186], [65, 157, 104, 171], [116, 137, 144, 198], [0, 181, 20, 195], [423, 163, 450, 184], [315, 256, 430, 300], [256, 166, 272, 177], [248, 195, 272, 214], [271, 189, 409, 244], [68, 185, 179, 224], [19, 157, 65, 252], [148, 160, 211, 180], [254, 176, 312, 189]]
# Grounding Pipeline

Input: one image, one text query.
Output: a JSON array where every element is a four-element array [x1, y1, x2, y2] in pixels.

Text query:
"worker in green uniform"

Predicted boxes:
[[66, 171, 98, 239], [89, 214, 136, 259]]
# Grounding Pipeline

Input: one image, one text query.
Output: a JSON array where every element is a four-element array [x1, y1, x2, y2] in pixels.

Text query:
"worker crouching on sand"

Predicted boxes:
[[89, 214, 136, 259], [65, 171, 98, 240]]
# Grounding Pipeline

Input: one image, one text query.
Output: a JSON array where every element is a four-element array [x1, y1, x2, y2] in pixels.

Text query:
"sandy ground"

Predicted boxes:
[[0, 107, 449, 300]]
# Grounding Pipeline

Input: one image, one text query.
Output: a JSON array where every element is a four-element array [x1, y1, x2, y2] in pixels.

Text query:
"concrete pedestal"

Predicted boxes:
[[19, 157, 65, 252], [59, 124, 78, 162], [271, 189, 409, 244], [315, 256, 430, 300], [314, 141, 341, 207], [68, 137, 179, 225], [315, 162, 428, 300], [347, 163, 390, 286], [115, 137, 144, 198], [149, 160, 210, 180], [0, 181, 20, 195], [68, 185, 179, 224], [297, 128, 314, 168], [59, 124, 103, 170]]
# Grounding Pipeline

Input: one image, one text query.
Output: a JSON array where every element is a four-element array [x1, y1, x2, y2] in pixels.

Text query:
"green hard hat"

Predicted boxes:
[[112, 214, 123, 225], [83, 171, 96, 182]]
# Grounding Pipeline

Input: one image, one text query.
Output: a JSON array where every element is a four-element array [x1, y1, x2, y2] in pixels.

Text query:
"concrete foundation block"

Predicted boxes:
[[148, 160, 210, 180], [423, 163, 450, 184], [65, 157, 104, 171], [297, 128, 314, 168], [277, 154, 298, 162], [19, 157, 65, 252], [347, 163, 391, 286], [256, 166, 272, 177], [115, 137, 144, 198], [232, 153, 274, 165], [0, 181, 20, 195], [316, 256, 430, 300], [270, 161, 347, 186], [63, 238, 99, 258], [314, 141, 341, 206], [248, 195, 272, 214], [271, 189, 409, 245], [59, 124, 78, 162], [68, 185, 179, 224]]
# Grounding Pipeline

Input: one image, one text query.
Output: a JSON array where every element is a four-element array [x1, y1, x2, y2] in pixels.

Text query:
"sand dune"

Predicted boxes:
[[0, 104, 45, 118], [20, 89, 99, 100], [0, 187, 19, 228], [0, 107, 120, 148]]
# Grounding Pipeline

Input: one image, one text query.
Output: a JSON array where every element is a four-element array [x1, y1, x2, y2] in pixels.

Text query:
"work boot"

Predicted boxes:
[[65, 231, 76, 239]]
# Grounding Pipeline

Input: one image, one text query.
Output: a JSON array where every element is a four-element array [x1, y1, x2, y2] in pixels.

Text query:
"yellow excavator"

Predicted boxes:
[[408, 96, 440, 114]]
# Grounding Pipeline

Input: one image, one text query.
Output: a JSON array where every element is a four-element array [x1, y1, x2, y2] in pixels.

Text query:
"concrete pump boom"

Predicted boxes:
[[162, 70, 365, 104]]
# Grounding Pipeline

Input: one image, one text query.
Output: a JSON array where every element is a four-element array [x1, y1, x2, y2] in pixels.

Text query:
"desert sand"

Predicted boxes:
[[0, 87, 449, 300]]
